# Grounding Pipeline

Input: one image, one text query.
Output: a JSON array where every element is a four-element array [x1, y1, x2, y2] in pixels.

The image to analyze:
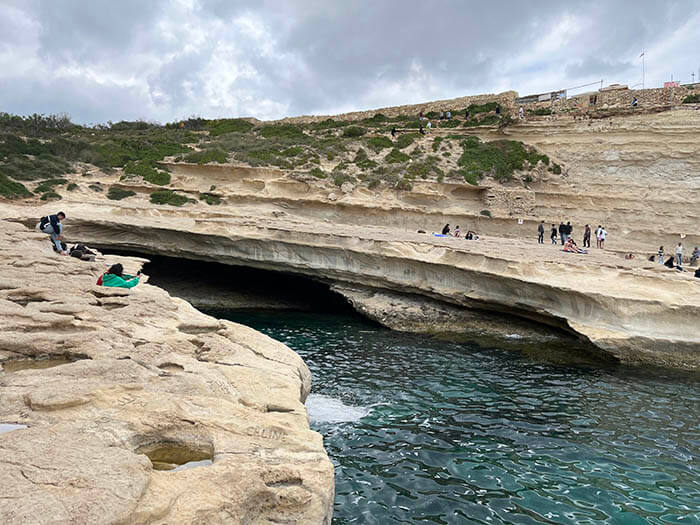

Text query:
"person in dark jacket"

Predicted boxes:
[[558, 222, 566, 245], [565, 221, 573, 242], [537, 221, 545, 244], [441, 224, 451, 235], [550, 224, 557, 244], [39, 211, 66, 255], [583, 224, 591, 248], [98, 263, 140, 289]]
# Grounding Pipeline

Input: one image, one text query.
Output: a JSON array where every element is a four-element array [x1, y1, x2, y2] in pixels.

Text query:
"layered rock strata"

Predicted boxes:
[[0, 221, 334, 524]]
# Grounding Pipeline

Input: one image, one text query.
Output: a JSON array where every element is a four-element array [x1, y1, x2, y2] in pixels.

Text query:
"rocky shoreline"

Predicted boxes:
[[0, 221, 334, 524]]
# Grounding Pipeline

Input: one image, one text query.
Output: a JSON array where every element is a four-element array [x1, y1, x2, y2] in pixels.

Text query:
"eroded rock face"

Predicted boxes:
[[0, 221, 334, 524]]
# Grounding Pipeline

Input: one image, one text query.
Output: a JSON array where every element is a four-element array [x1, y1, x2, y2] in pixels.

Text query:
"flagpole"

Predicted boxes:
[[642, 52, 645, 89]]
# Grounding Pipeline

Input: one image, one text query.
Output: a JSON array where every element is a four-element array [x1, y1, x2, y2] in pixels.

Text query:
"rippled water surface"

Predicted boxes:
[[216, 311, 700, 524]]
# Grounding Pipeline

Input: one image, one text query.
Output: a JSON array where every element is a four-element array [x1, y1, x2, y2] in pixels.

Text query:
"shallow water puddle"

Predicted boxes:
[[0, 423, 28, 435]]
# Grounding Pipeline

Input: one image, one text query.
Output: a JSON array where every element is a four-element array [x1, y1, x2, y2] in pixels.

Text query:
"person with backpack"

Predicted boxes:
[[38, 211, 67, 255], [97, 263, 141, 289]]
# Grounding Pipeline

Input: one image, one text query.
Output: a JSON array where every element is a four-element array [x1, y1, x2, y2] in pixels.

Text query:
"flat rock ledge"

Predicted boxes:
[[0, 221, 334, 524]]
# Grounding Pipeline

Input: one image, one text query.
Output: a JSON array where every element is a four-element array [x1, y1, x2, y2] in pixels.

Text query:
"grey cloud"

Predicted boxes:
[[1, 0, 698, 124]]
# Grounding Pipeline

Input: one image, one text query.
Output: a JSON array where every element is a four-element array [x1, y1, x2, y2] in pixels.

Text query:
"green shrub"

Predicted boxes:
[[281, 146, 304, 157], [385, 148, 410, 163], [0, 173, 32, 198], [353, 148, 377, 169], [40, 191, 62, 201], [550, 163, 562, 174], [310, 118, 349, 130], [124, 160, 171, 185], [88, 183, 103, 192], [150, 190, 189, 206], [367, 177, 381, 189], [107, 186, 136, 200], [332, 173, 356, 186], [199, 192, 222, 205], [457, 136, 550, 182], [182, 149, 227, 164], [480, 209, 491, 217], [432, 137, 444, 152], [342, 126, 367, 138], [0, 154, 72, 181], [206, 119, 254, 136], [66, 183, 78, 191], [366, 136, 393, 152], [34, 178, 67, 193], [310, 167, 327, 178], [395, 178, 413, 191], [467, 101, 499, 115], [682, 94, 700, 103], [259, 124, 305, 140], [440, 119, 461, 128], [529, 107, 552, 116], [396, 133, 418, 149]]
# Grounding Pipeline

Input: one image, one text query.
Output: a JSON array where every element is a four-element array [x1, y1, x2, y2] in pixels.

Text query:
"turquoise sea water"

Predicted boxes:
[[213, 311, 700, 524]]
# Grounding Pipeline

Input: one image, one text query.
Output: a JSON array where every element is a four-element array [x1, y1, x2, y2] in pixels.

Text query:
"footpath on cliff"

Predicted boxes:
[[0, 220, 334, 524]]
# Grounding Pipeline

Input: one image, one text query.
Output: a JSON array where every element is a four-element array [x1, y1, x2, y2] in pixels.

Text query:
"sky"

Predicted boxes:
[[1, 0, 699, 125]]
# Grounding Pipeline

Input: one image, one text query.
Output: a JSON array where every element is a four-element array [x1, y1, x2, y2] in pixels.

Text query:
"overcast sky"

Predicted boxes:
[[1, 0, 699, 124]]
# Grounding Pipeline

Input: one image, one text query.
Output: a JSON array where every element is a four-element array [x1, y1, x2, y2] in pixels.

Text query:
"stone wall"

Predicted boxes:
[[520, 84, 700, 115], [271, 91, 518, 124]]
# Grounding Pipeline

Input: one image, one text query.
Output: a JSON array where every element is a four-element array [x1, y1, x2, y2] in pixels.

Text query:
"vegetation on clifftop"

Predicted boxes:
[[1, 107, 559, 200]]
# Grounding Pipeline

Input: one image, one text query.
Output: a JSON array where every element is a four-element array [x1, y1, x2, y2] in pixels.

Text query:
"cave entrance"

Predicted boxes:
[[100, 250, 356, 314]]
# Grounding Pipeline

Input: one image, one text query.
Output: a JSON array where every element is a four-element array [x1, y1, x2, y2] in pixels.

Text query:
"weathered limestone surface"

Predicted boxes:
[[0, 221, 334, 524]]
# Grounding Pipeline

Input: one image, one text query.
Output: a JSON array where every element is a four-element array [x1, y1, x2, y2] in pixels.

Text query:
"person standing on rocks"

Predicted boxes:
[[537, 221, 545, 244], [658, 246, 665, 264], [599, 226, 607, 249], [595, 225, 603, 248], [551, 224, 558, 244], [566, 221, 573, 243], [38, 211, 67, 255], [583, 224, 591, 248], [441, 223, 450, 235], [675, 242, 683, 266], [559, 222, 566, 245]]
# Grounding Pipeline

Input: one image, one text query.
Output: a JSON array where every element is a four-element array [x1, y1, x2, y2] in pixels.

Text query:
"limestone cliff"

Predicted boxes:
[[0, 221, 334, 524]]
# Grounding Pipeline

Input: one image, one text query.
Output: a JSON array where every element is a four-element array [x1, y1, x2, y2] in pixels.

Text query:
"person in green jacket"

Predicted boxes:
[[100, 263, 140, 288]]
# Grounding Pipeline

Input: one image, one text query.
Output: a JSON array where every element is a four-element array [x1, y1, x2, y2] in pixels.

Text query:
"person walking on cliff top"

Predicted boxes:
[[550, 224, 558, 244], [537, 221, 545, 244], [583, 224, 591, 248], [38, 211, 67, 255], [675, 242, 683, 266]]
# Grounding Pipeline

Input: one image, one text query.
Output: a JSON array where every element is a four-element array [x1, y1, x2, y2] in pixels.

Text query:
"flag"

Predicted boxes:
[[639, 52, 645, 58]]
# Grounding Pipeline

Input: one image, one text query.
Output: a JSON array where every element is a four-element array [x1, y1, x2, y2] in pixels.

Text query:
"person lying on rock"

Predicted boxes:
[[97, 263, 141, 288], [563, 237, 588, 254], [38, 211, 67, 255]]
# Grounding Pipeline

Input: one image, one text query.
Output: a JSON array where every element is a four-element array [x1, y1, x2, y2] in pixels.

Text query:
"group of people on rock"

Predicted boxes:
[[441, 223, 478, 240], [537, 221, 606, 250], [38, 211, 142, 288], [654, 243, 699, 271]]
